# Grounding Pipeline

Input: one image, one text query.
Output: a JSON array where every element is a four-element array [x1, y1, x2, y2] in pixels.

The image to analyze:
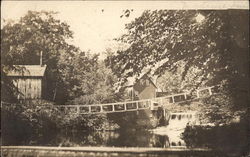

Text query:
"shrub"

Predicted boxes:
[[1, 102, 118, 145]]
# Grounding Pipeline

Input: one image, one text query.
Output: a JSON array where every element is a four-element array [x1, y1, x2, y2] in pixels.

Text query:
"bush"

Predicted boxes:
[[182, 121, 249, 156], [1, 102, 118, 145]]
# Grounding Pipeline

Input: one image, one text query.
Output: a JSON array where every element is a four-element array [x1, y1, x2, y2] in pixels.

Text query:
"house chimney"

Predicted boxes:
[[40, 51, 43, 66]]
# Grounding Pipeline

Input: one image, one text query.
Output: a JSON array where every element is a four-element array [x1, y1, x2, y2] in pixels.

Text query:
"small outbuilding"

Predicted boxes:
[[6, 65, 47, 101]]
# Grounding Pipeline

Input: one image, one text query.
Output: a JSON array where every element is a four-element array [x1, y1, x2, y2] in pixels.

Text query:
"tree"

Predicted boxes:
[[1, 11, 121, 134], [156, 62, 208, 94], [1, 11, 79, 103], [106, 10, 249, 123], [58, 51, 121, 105]]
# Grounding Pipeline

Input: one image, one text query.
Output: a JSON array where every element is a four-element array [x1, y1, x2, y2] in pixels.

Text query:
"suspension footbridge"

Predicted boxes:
[[55, 85, 218, 114], [1, 85, 218, 115]]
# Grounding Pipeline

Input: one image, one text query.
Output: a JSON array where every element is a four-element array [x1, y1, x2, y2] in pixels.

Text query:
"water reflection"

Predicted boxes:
[[3, 112, 197, 148], [44, 112, 196, 148], [2, 111, 246, 157], [44, 130, 172, 148], [152, 112, 198, 148], [152, 126, 185, 148]]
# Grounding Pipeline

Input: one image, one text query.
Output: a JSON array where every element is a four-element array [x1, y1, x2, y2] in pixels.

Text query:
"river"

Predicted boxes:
[[2, 111, 248, 157], [4, 112, 196, 148]]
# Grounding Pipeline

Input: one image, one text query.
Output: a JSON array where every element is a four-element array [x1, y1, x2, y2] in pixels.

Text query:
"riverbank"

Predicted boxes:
[[182, 121, 249, 157], [1, 146, 226, 157]]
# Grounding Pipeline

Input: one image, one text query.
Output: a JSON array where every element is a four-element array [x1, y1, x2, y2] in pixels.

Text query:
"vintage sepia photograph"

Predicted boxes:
[[1, 1, 249, 157]]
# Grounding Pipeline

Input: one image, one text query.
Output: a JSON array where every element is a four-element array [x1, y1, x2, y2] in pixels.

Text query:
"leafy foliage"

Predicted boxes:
[[1, 102, 119, 145], [1, 11, 73, 66], [156, 63, 208, 94], [1, 11, 122, 136], [108, 10, 248, 85], [106, 10, 249, 123], [1, 11, 120, 105], [1, 11, 78, 102], [59, 52, 120, 104], [182, 122, 249, 156]]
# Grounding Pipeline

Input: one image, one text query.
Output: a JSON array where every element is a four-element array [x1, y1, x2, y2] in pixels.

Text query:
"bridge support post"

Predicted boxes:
[[208, 88, 212, 95], [172, 96, 175, 103], [163, 108, 166, 117], [100, 105, 103, 113], [150, 100, 154, 110], [76, 106, 80, 114], [196, 90, 200, 98], [88, 106, 91, 113]]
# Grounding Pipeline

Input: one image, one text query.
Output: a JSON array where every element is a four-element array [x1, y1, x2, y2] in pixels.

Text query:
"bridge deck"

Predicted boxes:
[[1, 86, 218, 115], [54, 86, 218, 114]]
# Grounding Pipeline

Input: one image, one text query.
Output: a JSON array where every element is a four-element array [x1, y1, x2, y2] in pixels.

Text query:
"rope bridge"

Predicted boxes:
[[1, 86, 218, 115]]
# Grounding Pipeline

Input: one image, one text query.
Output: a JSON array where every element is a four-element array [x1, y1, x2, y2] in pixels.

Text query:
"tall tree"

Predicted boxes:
[[156, 64, 205, 94], [58, 51, 120, 105], [1, 11, 79, 103], [2, 10, 122, 105], [106, 10, 249, 123]]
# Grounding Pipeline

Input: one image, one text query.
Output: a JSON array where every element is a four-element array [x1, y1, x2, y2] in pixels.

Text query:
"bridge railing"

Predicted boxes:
[[150, 85, 220, 110], [54, 85, 220, 114], [1, 85, 220, 114], [54, 99, 152, 114]]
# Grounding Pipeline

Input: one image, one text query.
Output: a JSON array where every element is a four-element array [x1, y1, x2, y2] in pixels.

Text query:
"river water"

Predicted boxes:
[[2, 111, 248, 157], [15, 112, 197, 148]]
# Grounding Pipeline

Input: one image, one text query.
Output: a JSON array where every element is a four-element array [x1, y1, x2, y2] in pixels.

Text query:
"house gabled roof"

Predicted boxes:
[[6, 65, 47, 77], [126, 73, 158, 89]]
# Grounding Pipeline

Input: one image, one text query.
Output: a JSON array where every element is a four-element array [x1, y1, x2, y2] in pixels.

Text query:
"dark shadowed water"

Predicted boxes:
[[2, 112, 248, 157], [2, 112, 191, 148], [3, 128, 179, 148]]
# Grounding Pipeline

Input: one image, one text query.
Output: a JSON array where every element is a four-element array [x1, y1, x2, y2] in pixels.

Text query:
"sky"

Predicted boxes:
[[1, 1, 248, 58]]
